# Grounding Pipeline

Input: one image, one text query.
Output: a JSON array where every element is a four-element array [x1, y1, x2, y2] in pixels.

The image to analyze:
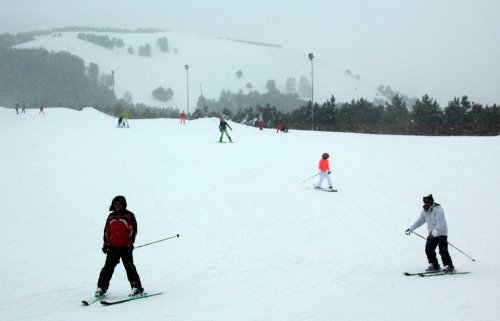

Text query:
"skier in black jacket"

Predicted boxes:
[[219, 116, 233, 143]]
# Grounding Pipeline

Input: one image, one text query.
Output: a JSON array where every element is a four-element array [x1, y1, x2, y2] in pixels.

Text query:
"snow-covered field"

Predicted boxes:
[[1, 106, 499, 321]]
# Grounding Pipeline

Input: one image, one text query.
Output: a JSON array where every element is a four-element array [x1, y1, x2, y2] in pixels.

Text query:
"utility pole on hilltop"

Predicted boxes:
[[111, 70, 115, 117], [308, 53, 314, 131], [185, 65, 190, 115]]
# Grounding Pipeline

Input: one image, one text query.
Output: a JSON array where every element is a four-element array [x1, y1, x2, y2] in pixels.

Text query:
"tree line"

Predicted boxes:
[[0, 48, 115, 108], [212, 95, 499, 136]]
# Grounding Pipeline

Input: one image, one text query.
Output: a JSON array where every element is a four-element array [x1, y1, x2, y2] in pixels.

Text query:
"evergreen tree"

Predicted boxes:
[[411, 95, 442, 135]]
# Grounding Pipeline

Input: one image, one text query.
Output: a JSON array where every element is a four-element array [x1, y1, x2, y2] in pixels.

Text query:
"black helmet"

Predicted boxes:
[[322, 152, 330, 159], [109, 195, 127, 211]]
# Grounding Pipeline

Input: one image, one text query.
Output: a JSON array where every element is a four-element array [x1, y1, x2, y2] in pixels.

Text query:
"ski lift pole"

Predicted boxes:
[[302, 173, 319, 183], [408, 230, 476, 262], [135, 234, 180, 249]]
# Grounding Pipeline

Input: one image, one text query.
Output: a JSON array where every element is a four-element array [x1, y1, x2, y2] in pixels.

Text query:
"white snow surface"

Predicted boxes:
[[1, 107, 499, 321]]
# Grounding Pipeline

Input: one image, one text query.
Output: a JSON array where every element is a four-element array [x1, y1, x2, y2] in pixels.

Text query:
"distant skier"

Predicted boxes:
[[219, 116, 233, 143], [276, 123, 288, 133], [15, 103, 19, 114], [258, 113, 264, 130], [405, 194, 455, 272], [117, 116, 123, 127], [39, 106, 44, 114], [21, 104, 26, 114], [180, 110, 186, 124], [120, 110, 130, 128], [95, 195, 144, 297], [314, 152, 333, 190]]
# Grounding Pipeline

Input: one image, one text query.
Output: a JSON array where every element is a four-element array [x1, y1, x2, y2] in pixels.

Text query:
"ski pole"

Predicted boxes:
[[408, 230, 476, 262], [302, 173, 319, 183], [135, 234, 180, 249]]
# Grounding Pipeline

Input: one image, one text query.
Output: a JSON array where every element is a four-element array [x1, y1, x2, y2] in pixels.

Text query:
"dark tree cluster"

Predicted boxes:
[[0, 33, 35, 49], [0, 48, 115, 109], [207, 94, 498, 136], [152, 86, 174, 101], [95, 100, 181, 119], [157, 37, 169, 52], [197, 86, 306, 115], [77, 33, 124, 49]]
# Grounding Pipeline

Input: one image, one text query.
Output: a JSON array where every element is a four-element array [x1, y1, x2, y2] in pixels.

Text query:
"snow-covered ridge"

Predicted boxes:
[[15, 31, 379, 109]]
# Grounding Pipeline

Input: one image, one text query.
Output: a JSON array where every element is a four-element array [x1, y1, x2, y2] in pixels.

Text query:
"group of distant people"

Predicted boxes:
[[14, 103, 45, 114], [113, 110, 287, 143], [258, 113, 288, 133]]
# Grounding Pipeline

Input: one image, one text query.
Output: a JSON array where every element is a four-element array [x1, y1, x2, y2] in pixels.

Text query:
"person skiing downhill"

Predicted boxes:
[[405, 194, 455, 272], [314, 153, 333, 190], [180, 110, 186, 124], [219, 116, 233, 143], [95, 196, 144, 297]]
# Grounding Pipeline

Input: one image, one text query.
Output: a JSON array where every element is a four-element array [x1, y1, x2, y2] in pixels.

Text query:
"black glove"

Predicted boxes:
[[127, 246, 134, 253], [427, 233, 435, 241], [328, 171, 331, 174], [102, 243, 108, 254], [405, 229, 411, 235]]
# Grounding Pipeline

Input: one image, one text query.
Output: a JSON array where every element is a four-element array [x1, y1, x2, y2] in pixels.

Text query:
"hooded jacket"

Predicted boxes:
[[409, 203, 448, 237]]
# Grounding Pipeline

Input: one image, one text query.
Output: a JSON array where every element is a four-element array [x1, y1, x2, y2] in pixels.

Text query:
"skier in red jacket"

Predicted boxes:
[[95, 196, 144, 297], [314, 153, 333, 190]]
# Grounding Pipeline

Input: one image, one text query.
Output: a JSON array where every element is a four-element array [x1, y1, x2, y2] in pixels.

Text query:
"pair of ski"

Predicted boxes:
[[82, 292, 162, 306], [404, 270, 470, 277], [315, 187, 338, 192]]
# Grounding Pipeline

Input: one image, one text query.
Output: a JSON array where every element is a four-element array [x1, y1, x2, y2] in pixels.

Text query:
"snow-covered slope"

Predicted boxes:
[[1, 107, 499, 321], [15, 31, 381, 109]]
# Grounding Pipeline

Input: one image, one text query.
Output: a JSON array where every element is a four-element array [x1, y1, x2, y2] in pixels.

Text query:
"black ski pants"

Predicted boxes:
[[425, 235, 454, 267], [97, 247, 142, 291]]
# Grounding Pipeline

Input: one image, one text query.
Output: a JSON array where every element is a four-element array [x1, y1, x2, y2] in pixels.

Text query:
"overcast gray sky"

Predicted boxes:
[[1, 0, 499, 104]]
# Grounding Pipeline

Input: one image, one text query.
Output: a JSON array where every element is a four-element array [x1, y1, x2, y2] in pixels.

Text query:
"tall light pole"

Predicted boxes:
[[184, 65, 189, 115], [111, 70, 115, 116], [308, 53, 314, 131]]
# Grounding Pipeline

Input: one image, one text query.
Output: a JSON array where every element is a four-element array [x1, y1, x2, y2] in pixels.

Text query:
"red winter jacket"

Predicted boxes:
[[318, 158, 330, 172], [103, 210, 137, 248]]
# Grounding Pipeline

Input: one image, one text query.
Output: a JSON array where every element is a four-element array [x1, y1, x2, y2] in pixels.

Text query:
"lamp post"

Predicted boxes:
[[184, 65, 189, 115], [308, 53, 314, 131], [111, 70, 115, 116]]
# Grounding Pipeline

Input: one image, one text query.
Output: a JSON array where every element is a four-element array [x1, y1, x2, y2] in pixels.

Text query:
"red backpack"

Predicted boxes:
[[106, 213, 133, 247]]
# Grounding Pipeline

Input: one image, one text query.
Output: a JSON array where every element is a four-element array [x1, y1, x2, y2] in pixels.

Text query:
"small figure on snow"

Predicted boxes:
[[39, 106, 44, 115], [21, 104, 26, 114], [180, 110, 186, 124], [15, 103, 19, 114], [117, 116, 123, 127], [95, 196, 144, 297], [120, 110, 130, 128], [405, 194, 455, 272], [219, 116, 233, 143], [258, 113, 264, 130], [276, 123, 288, 133], [314, 152, 333, 190]]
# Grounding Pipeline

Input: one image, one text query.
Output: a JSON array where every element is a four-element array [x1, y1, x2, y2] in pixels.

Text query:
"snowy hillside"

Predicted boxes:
[[1, 106, 499, 321], [15, 31, 381, 109]]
